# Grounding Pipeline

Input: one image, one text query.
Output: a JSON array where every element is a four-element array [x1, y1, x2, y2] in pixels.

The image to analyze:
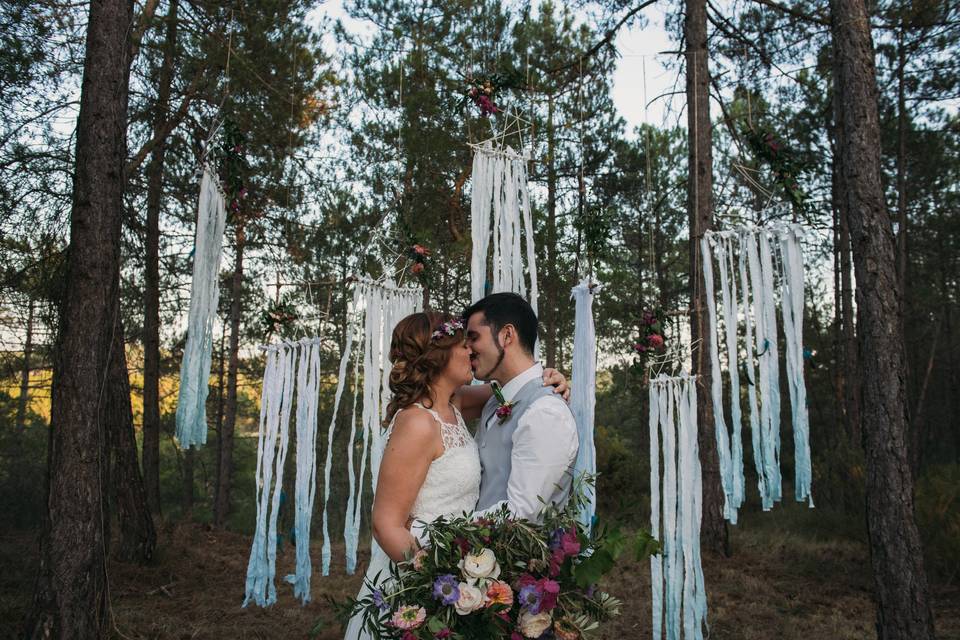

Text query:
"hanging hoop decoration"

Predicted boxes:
[[325, 277, 424, 576], [570, 278, 601, 534], [649, 373, 708, 640], [700, 223, 813, 524], [468, 110, 538, 314], [175, 166, 228, 449]]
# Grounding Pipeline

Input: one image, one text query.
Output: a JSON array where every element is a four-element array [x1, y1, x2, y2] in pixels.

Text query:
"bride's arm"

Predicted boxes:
[[371, 409, 443, 562], [453, 368, 571, 420]]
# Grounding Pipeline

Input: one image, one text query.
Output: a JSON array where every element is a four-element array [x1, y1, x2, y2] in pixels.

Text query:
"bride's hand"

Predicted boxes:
[[542, 367, 571, 402]]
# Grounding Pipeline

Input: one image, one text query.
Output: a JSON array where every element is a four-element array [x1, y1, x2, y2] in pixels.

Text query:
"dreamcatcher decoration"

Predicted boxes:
[[570, 279, 601, 534], [468, 109, 538, 313], [243, 337, 322, 607], [325, 278, 424, 576], [649, 372, 708, 640], [175, 167, 228, 449], [700, 223, 812, 524]]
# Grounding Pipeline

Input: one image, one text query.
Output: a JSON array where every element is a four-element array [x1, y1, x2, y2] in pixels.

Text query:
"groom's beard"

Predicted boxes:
[[476, 339, 506, 382]]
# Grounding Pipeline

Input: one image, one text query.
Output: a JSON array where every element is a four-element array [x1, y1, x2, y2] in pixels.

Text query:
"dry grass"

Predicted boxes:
[[2, 511, 958, 640]]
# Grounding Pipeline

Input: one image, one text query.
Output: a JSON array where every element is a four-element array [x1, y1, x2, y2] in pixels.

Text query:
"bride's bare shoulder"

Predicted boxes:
[[388, 406, 440, 444]]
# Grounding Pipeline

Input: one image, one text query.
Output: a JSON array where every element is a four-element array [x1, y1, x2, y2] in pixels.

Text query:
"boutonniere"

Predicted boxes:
[[491, 382, 516, 424]]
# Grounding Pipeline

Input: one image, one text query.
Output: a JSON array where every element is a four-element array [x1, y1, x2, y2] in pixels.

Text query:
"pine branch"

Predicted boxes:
[[547, 0, 661, 76], [746, 0, 830, 27]]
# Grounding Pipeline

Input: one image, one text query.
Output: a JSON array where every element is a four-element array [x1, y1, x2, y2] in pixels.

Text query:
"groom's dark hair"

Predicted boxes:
[[462, 292, 538, 355]]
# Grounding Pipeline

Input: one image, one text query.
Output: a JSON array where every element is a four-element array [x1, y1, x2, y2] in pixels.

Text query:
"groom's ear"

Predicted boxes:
[[499, 323, 517, 348]]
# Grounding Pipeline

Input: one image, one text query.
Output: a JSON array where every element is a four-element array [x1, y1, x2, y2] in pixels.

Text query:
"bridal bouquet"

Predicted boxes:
[[345, 484, 657, 639]]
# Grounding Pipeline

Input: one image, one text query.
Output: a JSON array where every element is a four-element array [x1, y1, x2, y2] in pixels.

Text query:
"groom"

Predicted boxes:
[[463, 292, 579, 521]]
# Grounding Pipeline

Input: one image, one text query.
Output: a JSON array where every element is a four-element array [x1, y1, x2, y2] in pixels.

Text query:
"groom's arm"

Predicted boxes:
[[477, 397, 578, 522], [454, 369, 571, 420]]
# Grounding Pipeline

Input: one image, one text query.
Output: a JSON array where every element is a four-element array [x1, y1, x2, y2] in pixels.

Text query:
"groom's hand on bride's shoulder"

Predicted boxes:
[[542, 367, 571, 403]]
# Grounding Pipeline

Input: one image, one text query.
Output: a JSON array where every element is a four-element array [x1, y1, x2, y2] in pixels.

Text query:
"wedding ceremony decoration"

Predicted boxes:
[[174, 166, 228, 449], [469, 139, 538, 313], [570, 278, 601, 534], [327, 278, 424, 576], [345, 486, 637, 639], [633, 310, 668, 358], [649, 373, 708, 640], [243, 338, 322, 606], [700, 223, 812, 524]]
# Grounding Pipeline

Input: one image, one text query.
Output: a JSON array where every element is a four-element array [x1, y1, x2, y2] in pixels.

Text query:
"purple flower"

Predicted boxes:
[[518, 583, 543, 614], [432, 574, 460, 606], [372, 588, 389, 612]]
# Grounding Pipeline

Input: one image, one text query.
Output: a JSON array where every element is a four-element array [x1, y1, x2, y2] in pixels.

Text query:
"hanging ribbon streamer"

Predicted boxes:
[[244, 343, 296, 607], [175, 167, 227, 448], [343, 341, 365, 574], [777, 226, 813, 505], [331, 279, 423, 576], [649, 374, 708, 640], [283, 339, 322, 603], [701, 224, 812, 521], [699, 237, 736, 524], [570, 278, 600, 533], [469, 143, 538, 314]]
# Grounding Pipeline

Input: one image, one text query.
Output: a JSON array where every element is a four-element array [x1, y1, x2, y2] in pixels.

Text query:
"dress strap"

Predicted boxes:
[[412, 402, 442, 422]]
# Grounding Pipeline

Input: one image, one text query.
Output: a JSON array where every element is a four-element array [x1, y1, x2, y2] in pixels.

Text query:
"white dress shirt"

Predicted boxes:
[[482, 362, 579, 521]]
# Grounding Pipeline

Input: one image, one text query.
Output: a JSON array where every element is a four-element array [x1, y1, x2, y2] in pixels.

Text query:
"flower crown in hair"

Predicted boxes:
[[431, 319, 464, 342]]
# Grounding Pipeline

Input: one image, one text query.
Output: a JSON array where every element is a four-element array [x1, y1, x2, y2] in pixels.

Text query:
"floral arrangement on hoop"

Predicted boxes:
[[632, 310, 666, 357], [409, 243, 431, 277], [262, 297, 299, 338], [220, 118, 251, 220], [743, 126, 809, 213], [462, 72, 523, 117], [467, 78, 501, 117], [341, 479, 658, 639]]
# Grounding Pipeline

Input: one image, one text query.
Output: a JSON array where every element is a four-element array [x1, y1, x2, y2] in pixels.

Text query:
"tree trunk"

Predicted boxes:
[[895, 30, 908, 316], [142, 0, 179, 518], [213, 222, 244, 528], [830, 2, 935, 638], [684, 0, 728, 557], [106, 315, 157, 563], [831, 168, 845, 438], [182, 448, 194, 516], [16, 296, 34, 431], [24, 0, 134, 635], [544, 94, 558, 368], [832, 52, 861, 445]]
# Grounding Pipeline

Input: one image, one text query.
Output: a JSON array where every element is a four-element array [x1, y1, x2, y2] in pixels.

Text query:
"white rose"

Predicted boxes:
[[454, 582, 486, 615], [458, 547, 501, 584], [519, 611, 552, 638]]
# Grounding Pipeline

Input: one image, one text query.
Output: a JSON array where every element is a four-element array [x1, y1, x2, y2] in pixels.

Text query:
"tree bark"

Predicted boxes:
[[24, 0, 134, 635], [106, 315, 156, 563], [895, 30, 908, 317], [16, 296, 34, 431], [213, 222, 244, 528], [182, 448, 194, 516], [544, 94, 558, 369], [142, 0, 179, 518], [685, 0, 728, 557], [830, 2, 936, 638], [832, 52, 861, 445]]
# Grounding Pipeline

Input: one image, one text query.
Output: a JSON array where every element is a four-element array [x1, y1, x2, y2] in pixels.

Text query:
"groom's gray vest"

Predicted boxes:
[[475, 379, 573, 512]]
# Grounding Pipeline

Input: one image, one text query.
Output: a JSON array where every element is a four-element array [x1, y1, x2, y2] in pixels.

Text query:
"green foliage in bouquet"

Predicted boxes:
[[341, 476, 658, 639]]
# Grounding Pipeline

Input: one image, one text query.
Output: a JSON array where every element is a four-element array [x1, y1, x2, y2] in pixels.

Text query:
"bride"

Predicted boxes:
[[344, 310, 567, 639]]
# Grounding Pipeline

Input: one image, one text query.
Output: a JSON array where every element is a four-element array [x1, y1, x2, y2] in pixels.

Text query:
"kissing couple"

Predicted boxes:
[[344, 292, 580, 639]]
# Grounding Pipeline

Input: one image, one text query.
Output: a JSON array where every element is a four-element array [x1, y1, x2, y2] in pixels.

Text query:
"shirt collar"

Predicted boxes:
[[494, 362, 543, 403]]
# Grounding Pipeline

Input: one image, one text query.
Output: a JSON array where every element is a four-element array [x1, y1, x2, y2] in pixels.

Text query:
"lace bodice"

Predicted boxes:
[[384, 403, 481, 523]]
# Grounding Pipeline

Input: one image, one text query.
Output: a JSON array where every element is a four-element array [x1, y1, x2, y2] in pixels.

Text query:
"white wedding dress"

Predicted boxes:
[[344, 403, 481, 639]]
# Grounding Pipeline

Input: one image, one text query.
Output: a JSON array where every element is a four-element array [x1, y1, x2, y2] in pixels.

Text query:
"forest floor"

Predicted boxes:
[[2, 504, 958, 640]]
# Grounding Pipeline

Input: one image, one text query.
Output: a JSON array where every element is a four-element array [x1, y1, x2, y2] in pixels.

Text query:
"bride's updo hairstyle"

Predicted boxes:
[[384, 311, 465, 424]]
